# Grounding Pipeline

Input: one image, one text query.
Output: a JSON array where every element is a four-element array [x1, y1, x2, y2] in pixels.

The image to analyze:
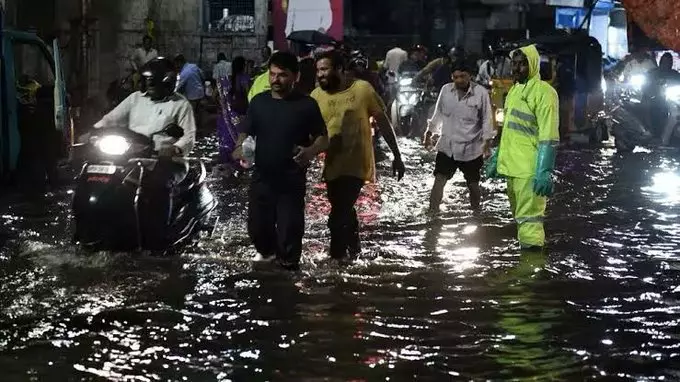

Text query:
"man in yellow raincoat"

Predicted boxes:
[[248, 70, 271, 101], [485, 44, 559, 250]]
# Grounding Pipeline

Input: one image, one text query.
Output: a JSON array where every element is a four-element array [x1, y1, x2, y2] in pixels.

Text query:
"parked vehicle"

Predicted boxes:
[[0, 29, 69, 184]]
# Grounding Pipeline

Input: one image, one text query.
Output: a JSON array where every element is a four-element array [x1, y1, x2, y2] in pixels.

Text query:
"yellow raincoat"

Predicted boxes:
[[248, 70, 270, 101], [496, 44, 559, 248]]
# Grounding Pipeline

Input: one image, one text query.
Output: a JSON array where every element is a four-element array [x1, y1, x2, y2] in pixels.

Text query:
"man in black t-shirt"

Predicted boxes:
[[242, 51, 328, 271]]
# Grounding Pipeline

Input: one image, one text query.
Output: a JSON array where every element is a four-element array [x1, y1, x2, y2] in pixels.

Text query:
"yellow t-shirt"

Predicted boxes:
[[311, 80, 385, 182]]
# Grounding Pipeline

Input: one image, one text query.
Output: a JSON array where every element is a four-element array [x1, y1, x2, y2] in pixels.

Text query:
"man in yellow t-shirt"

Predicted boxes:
[[311, 50, 405, 260]]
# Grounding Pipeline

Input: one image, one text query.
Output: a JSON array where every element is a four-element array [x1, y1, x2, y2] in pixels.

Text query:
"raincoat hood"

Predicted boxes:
[[512, 44, 541, 81]]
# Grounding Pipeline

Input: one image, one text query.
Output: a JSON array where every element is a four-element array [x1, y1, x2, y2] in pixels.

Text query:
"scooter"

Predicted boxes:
[[71, 125, 217, 251], [390, 72, 423, 136]]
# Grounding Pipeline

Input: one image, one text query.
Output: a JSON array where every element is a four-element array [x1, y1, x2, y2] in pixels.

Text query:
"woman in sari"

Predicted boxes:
[[216, 56, 250, 176]]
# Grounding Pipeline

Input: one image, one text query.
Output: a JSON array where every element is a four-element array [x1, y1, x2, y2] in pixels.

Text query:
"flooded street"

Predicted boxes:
[[1, 138, 680, 381]]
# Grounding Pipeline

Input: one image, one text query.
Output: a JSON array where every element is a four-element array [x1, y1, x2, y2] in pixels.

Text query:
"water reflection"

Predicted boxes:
[[488, 250, 582, 379], [1, 141, 680, 379]]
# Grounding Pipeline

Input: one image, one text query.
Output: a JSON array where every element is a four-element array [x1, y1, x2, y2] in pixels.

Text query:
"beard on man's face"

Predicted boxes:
[[318, 73, 339, 91]]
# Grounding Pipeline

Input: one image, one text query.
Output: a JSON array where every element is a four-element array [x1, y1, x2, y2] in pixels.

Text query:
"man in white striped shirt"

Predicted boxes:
[[424, 60, 495, 214]]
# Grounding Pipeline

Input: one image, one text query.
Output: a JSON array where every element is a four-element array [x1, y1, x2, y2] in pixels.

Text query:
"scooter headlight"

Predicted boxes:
[[97, 135, 131, 156], [629, 74, 646, 91], [398, 92, 419, 105], [665, 85, 680, 103], [399, 78, 413, 86], [495, 108, 505, 124]]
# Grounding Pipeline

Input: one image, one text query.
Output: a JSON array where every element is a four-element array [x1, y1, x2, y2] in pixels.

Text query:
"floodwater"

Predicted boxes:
[[1, 138, 680, 381]]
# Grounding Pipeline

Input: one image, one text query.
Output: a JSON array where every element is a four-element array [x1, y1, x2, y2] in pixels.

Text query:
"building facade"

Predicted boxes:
[[4, 0, 268, 102]]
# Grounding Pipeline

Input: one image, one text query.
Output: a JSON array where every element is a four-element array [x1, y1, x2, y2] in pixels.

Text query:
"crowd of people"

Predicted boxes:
[[93, 37, 561, 271]]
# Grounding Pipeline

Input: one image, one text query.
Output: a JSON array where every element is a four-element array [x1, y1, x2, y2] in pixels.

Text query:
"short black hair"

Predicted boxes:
[[217, 52, 227, 61], [450, 58, 473, 74], [174, 54, 186, 64], [142, 35, 152, 43], [315, 49, 346, 71], [269, 51, 299, 74]]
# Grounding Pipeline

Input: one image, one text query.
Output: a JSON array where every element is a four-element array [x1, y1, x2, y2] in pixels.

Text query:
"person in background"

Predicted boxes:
[[258, 46, 272, 72], [212, 53, 232, 81], [485, 44, 560, 251], [246, 59, 256, 77], [424, 60, 494, 214], [384, 45, 408, 75], [249, 70, 271, 101], [616, 45, 657, 81], [312, 50, 405, 261], [174, 54, 205, 127], [414, 44, 457, 91], [347, 51, 383, 96], [241, 51, 328, 271], [476, 46, 512, 88], [131, 36, 159, 89], [295, 43, 317, 95], [215, 56, 251, 176], [398, 45, 428, 74], [646, 52, 680, 142]]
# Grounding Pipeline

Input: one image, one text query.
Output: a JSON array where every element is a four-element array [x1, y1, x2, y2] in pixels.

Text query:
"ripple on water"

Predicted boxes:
[[1, 139, 680, 380]]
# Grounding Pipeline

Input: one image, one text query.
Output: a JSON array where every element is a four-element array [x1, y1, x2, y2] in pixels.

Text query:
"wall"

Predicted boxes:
[[48, 0, 268, 100]]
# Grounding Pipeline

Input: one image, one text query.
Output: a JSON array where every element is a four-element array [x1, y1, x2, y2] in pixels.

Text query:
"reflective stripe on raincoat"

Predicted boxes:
[[497, 44, 559, 179]]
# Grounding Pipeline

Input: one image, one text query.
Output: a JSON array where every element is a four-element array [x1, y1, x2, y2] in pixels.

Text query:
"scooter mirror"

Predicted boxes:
[[163, 123, 184, 139]]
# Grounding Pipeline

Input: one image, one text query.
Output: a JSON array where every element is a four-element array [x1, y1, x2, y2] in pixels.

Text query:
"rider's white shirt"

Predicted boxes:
[[94, 91, 196, 155], [385, 47, 408, 76]]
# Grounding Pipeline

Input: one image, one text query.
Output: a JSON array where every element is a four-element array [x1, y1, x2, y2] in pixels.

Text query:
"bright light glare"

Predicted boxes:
[[601, 77, 607, 93], [649, 172, 680, 199], [97, 135, 130, 155], [665, 85, 680, 102], [399, 78, 413, 86], [629, 74, 646, 91], [398, 93, 418, 105], [495, 108, 505, 124], [462, 225, 477, 235]]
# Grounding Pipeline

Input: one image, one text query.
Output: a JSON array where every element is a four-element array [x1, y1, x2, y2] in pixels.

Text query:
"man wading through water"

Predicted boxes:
[[486, 44, 559, 250], [424, 59, 494, 214], [311, 50, 406, 261], [241, 51, 328, 271]]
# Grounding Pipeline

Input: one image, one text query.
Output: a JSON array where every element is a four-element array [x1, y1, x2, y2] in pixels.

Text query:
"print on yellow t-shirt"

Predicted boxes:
[[311, 80, 386, 182]]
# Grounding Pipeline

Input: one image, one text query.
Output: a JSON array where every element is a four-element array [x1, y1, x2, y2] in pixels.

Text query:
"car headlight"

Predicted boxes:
[[665, 85, 680, 103], [97, 135, 131, 155], [629, 74, 646, 91], [399, 78, 413, 86], [495, 108, 505, 124]]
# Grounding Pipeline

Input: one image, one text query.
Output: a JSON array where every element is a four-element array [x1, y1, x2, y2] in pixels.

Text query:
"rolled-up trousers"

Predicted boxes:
[[507, 177, 547, 248]]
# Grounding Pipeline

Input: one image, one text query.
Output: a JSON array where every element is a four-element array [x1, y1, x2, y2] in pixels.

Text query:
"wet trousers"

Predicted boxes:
[[248, 174, 306, 265], [507, 176, 547, 248], [327, 176, 364, 258]]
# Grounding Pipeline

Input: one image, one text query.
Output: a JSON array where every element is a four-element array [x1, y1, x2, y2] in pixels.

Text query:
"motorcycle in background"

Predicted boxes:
[[390, 73, 423, 136]]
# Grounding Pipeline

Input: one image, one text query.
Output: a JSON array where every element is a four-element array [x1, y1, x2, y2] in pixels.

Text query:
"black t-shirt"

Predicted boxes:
[[245, 91, 327, 180]]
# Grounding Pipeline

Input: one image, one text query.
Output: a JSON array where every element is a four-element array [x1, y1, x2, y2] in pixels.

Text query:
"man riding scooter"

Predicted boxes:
[[414, 45, 465, 91], [398, 45, 428, 74], [644, 53, 680, 143], [90, 57, 197, 241]]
